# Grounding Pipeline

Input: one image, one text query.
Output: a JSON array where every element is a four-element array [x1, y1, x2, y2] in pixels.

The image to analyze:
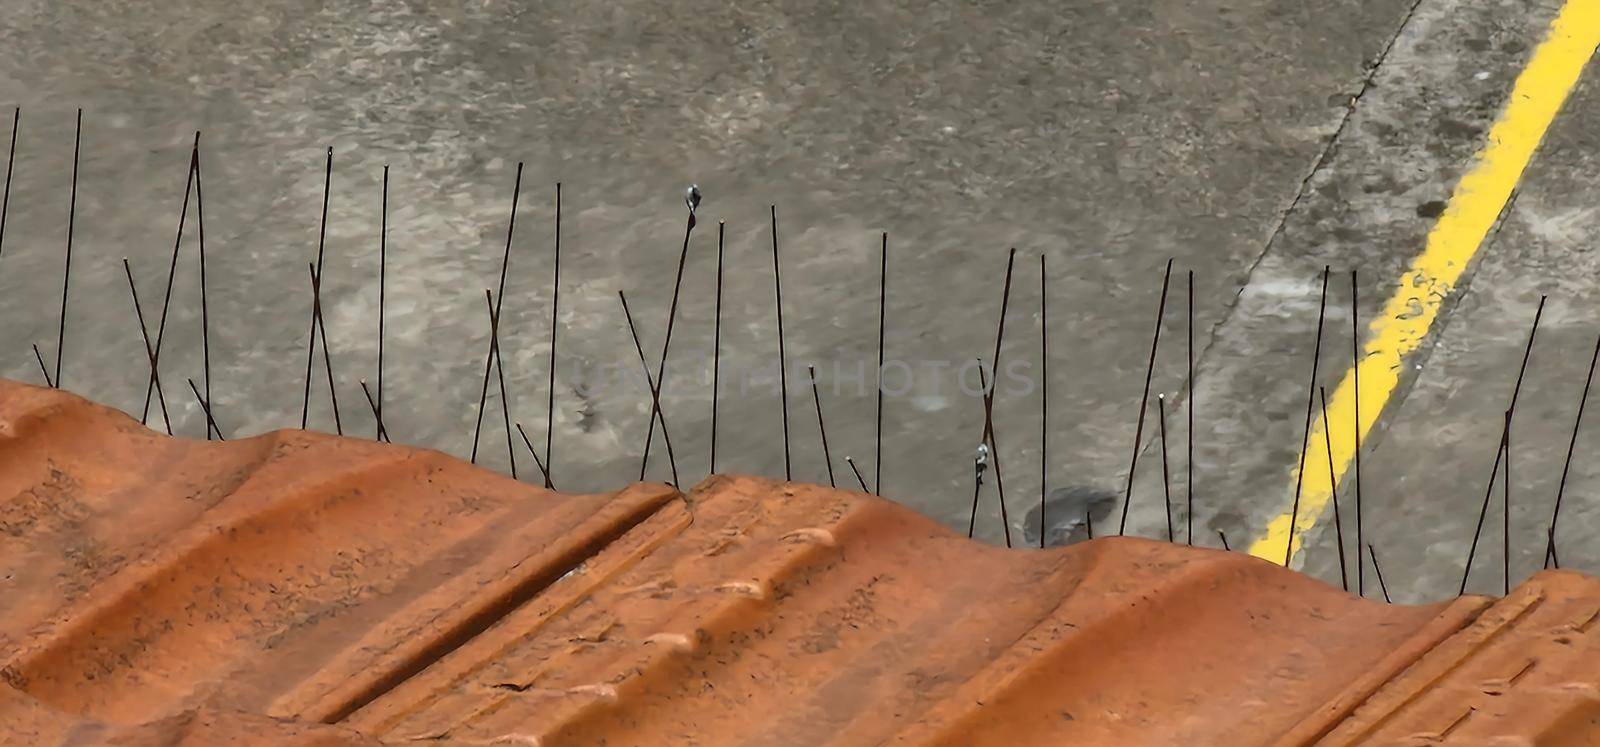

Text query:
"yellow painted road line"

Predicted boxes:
[[1249, 0, 1600, 565]]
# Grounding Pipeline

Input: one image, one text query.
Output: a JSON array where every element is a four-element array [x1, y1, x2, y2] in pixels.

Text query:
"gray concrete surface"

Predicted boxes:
[[1299, 65, 1600, 602], [1124, 0, 1574, 596], [0, 0, 1595, 602]]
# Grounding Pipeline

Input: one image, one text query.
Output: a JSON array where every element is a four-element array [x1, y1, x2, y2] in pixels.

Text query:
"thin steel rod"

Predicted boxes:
[[0, 107, 16, 266], [1041, 252, 1049, 549], [486, 289, 518, 480], [515, 422, 553, 487], [1119, 259, 1174, 536], [1460, 297, 1545, 594], [1283, 266, 1331, 566], [845, 456, 869, 492], [544, 182, 560, 488], [32, 344, 53, 388], [472, 163, 523, 462], [1543, 332, 1600, 569], [619, 290, 680, 488], [771, 205, 791, 480], [143, 141, 197, 424], [875, 231, 887, 494], [1187, 269, 1195, 546], [377, 165, 388, 442], [808, 365, 836, 487], [711, 220, 725, 473], [1464, 419, 1512, 595], [978, 248, 1019, 547], [187, 378, 226, 441], [973, 359, 1013, 547], [195, 132, 214, 438], [122, 258, 172, 435], [1504, 409, 1512, 596], [302, 147, 334, 429], [308, 264, 343, 434], [1370, 544, 1392, 603], [55, 109, 82, 388], [1158, 394, 1174, 542], [638, 211, 695, 484], [359, 380, 391, 443], [1352, 270, 1364, 595], [1320, 386, 1350, 592]]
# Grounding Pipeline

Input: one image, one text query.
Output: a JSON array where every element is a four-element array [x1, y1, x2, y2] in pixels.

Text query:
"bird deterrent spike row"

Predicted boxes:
[[21, 122, 1594, 610]]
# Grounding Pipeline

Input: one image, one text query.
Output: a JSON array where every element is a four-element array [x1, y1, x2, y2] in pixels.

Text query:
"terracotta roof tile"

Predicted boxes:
[[3, 380, 1599, 745]]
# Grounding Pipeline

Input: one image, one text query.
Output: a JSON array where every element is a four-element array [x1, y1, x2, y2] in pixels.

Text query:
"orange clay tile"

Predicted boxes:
[[1, 682, 380, 746], [2, 378, 1599, 746]]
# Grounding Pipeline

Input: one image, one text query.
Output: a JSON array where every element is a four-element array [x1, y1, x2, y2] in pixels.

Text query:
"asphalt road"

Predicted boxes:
[[0, 0, 1595, 603]]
